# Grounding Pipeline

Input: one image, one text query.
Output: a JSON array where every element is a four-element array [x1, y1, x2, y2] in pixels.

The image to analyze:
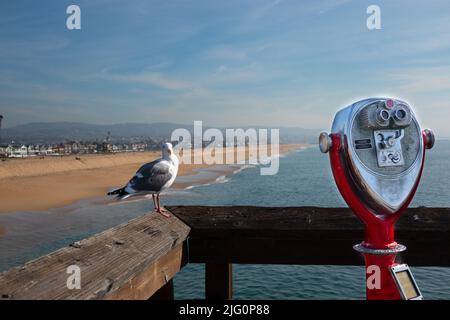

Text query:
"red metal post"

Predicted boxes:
[[363, 254, 401, 300], [328, 133, 428, 300]]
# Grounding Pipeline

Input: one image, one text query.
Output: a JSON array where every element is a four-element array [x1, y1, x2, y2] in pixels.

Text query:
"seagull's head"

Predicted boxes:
[[162, 142, 175, 159]]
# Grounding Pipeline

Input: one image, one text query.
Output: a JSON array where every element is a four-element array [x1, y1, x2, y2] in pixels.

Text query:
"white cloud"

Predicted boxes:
[[0, 37, 70, 59], [211, 63, 273, 85], [382, 66, 450, 94], [247, 0, 284, 21], [100, 72, 190, 90]]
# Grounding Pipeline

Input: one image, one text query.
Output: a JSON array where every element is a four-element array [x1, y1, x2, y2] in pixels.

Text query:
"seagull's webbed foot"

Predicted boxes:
[[156, 207, 171, 218], [155, 194, 170, 217]]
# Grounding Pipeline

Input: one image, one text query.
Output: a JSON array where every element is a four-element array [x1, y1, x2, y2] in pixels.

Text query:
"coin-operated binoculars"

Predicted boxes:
[[319, 98, 434, 300]]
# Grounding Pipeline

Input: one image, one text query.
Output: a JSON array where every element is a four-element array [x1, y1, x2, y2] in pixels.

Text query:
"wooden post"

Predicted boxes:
[[205, 263, 233, 300], [150, 280, 174, 300]]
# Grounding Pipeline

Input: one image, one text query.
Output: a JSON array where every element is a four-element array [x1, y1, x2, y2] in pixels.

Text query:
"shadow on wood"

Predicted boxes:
[[150, 279, 174, 300]]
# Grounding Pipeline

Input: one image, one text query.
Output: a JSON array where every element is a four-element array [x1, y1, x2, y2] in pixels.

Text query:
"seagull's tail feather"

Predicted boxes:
[[107, 187, 130, 200]]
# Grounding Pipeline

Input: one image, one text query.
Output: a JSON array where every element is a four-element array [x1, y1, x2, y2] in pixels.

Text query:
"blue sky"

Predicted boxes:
[[1, 0, 450, 136]]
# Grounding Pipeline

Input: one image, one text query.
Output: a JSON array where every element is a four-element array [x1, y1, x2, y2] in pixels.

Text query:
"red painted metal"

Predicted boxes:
[[328, 132, 428, 300], [364, 254, 401, 300]]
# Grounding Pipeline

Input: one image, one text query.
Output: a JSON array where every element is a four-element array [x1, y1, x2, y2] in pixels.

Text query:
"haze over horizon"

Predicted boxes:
[[1, 1, 450, 136], [1, 119, 319, 130]]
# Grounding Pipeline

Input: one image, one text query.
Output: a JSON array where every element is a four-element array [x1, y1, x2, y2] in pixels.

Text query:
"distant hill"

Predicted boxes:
[[0, 122, 319, 145], [0, 122, 187, 145]]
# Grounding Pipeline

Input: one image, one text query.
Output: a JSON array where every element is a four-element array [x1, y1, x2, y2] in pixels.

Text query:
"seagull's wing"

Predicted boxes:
[[126, 159, 173, 193]]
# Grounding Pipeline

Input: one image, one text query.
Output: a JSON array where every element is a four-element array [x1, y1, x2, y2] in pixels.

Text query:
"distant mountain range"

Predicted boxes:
[[0, 122, 320, 145]]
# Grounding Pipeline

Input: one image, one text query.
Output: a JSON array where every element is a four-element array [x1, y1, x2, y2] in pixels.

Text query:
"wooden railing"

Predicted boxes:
[[0, 213, 190, 300], [0, 206, 449, 300]]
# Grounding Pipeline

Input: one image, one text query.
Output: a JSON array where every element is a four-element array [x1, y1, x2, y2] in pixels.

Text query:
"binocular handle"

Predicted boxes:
[[319, 132, 332, 153], [423, 129, 435, 149]]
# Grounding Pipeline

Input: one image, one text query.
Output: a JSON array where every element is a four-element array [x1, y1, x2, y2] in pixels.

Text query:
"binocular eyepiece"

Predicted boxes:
[[360, 100, 412, 129]]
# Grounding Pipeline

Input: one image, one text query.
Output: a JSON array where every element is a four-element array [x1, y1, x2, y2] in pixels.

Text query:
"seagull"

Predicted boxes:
[[107, 142, 179, 217]]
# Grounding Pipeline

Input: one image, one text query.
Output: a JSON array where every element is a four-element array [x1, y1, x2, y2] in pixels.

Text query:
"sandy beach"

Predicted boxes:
[[0, 144, 308, 213]]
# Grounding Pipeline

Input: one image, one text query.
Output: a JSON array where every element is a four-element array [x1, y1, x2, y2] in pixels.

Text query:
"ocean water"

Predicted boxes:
[[0, 141, 449, 299]]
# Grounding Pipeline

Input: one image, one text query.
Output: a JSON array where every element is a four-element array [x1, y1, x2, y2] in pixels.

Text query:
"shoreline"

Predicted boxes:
[[174, 164, 243, 190], [0, 144, 310, 214]]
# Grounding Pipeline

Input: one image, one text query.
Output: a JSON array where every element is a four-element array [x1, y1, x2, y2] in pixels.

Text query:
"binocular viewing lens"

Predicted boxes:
[[395, 109, 406, 120], [379, 109, 390, 121], [392, 106, 412, 127], [375, 108, 391, 126]]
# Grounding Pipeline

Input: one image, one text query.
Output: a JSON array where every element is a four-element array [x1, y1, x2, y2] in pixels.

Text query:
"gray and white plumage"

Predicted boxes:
[[108, 143, 179, 200]]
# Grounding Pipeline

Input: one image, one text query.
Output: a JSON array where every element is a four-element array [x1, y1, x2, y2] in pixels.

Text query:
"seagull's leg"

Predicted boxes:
[[156, 194, 171, 217], [152, 194, 157, 211]]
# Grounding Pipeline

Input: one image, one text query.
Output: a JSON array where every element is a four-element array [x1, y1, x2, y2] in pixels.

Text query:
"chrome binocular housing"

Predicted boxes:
[[320, 98, 434, 215]]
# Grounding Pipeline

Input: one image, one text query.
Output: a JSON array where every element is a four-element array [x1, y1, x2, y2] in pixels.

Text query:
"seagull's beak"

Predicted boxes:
[[168, 148, 173, 156]]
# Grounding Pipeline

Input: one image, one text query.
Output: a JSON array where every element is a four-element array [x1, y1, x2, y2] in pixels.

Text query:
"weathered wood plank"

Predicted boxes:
[[0, 213, 190, 300], [168, 206, 450, 266]]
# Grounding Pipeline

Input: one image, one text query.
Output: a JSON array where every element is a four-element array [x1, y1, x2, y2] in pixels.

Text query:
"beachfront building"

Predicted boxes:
[[27, 145, 41, 156], [131, 143, 147, 152], [77, 143, 90, 154], [0, 145, 8, 158], [52, 144, 65, 156], [3, 145, 14, 157], [64, 143, 72, 155], [70, 142, 80, 154], [120, 144, 129, 152], [7, 145, 28, 158], [100, 142, 113, 153], [0, 141, 155, 158], [44, 145, 53, 155]]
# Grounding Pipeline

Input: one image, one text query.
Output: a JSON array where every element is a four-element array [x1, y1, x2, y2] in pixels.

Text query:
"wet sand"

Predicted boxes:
[[0, 144, 308, 213]]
